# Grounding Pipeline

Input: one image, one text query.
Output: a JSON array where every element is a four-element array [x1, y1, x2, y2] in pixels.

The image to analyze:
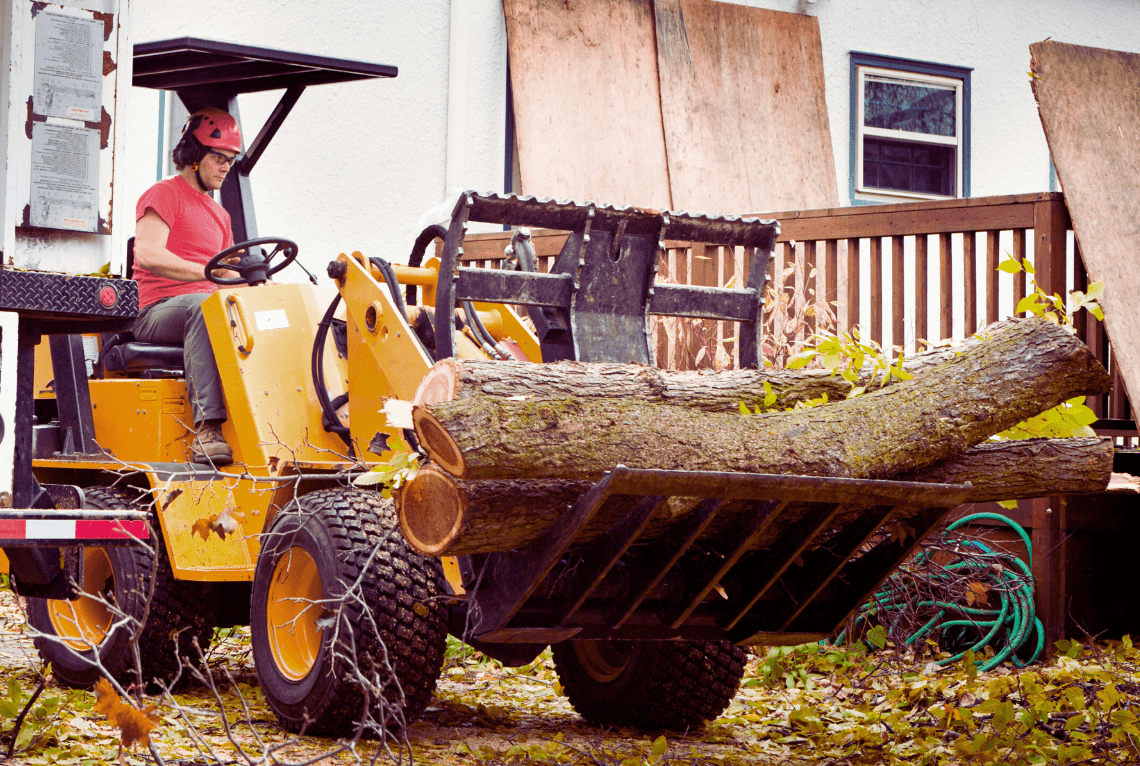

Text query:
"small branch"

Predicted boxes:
[[4, 672, 48, 758]]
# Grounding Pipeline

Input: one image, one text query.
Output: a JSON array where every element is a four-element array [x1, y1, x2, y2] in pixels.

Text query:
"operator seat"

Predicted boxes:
[[96, 237, 185, 378]]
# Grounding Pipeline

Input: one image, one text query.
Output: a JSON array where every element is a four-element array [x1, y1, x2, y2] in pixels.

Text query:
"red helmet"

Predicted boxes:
[[185, 108, 241, 153]]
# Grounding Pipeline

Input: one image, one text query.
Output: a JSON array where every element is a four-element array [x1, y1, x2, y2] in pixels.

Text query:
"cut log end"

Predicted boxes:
[[414, 357, 463, 406], [412, 406, 467, 478], [396, 466, 466, 556]]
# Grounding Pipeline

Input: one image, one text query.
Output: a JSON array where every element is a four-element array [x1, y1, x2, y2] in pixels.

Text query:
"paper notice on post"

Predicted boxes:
[[30, 123, 99, 232], [33, 11, 103, 121]]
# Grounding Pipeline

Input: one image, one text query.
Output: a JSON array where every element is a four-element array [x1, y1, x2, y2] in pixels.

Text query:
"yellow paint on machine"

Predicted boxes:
[[152, 476, 274, 581], [89, 379, 193, 462]]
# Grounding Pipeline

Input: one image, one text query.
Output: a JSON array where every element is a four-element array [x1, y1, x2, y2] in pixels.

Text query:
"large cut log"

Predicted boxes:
[[412, 320, 1006, 412], [412, 317, 1112, 481], [893, 436, 1113, 495], [396, 436, 1114, 555], [414, 357, 851, 411]]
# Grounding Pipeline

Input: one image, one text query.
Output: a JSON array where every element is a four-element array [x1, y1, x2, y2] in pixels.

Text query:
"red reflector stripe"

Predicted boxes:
[[0, 519, 148, 540], [0, 519, 25, 537], [75, 520, 150, 539]]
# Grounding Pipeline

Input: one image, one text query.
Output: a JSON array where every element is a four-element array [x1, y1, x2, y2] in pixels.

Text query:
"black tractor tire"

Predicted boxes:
[[250, 488, 447, 736], [552, 639, 747, 731], [26, 487, 217, 689]]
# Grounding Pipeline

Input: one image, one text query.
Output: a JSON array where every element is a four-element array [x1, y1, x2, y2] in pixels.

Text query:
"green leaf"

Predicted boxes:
[[867, 625, 887, 650], [1018, 296, 1045, 317], [785, 354, 813, 370], [650, 735, 668, 763], [352, 470, 390, 486], [763, 380, 777, 408], [962, 649, 978, 681], [7, 677, 21, 705], [992, 700, 1016, 730]]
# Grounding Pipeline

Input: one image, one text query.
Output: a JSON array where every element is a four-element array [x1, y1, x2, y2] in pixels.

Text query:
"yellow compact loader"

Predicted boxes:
[[15, 39, 970, 735]]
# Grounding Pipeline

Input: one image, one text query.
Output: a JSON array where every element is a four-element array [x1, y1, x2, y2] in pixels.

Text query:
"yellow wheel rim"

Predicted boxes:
[[46, 548, 114, 652], [574, 640, 633, 684], [266, 547, 324, 681]]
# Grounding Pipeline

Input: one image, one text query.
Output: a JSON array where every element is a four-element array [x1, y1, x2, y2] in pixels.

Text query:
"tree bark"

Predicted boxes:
[[413, 357, 851, 412], [411, 322, 1004, 413], [395, 436, 1114, 556], [412, 317, 1112, 481]]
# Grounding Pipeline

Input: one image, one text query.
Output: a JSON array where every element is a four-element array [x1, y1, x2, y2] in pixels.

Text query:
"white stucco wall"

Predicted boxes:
[[122, 0, 509, 277], [120, 0, 1140, 278]]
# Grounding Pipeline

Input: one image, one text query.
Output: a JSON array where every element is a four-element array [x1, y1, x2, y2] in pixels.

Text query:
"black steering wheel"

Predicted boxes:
[[205, 237, 299, 286]]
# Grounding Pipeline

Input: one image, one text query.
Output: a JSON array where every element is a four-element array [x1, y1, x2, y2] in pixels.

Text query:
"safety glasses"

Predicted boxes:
[[205, 150, 239, 168]]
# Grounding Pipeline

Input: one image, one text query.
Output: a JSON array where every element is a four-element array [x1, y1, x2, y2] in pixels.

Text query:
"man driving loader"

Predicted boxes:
[[131, 107, 241, 465]]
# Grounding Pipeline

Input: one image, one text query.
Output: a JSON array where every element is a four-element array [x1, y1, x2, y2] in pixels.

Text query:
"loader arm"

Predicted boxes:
[[329, 250, 541, 462]]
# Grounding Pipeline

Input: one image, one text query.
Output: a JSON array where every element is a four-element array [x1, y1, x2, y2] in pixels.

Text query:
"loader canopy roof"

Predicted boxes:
[[133, 37, 396, 102]]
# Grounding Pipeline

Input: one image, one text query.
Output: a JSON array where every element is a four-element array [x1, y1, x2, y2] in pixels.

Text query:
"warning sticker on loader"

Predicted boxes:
[[254, 309, 289, 331]]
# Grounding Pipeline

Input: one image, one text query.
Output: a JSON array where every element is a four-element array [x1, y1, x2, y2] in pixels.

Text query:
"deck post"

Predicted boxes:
[[1032, 195, 1070, 300]]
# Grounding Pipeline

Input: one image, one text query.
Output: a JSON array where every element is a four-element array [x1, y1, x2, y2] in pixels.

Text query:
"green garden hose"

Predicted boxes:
[[844, 512, 1044, 671]]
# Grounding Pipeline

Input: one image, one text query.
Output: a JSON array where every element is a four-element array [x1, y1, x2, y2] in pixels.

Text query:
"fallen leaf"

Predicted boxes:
[[191, 515, 217, 541], [93, 678, 161, 762]]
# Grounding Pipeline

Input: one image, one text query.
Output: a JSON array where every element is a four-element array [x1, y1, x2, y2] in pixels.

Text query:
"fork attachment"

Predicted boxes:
[[434, 192, 780, 367]]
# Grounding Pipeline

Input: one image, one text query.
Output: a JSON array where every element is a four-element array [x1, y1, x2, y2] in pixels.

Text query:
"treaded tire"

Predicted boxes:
[[250, 488, 447, 736], [552, 639, 747, 731], [26, 487, 216, 689]]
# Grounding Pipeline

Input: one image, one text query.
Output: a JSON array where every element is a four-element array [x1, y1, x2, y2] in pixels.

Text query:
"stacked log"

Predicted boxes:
[[395, 317, 1115, 556]]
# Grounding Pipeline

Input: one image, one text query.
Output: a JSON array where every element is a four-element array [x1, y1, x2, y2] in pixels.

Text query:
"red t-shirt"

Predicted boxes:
[[134, 175, 235, 308]]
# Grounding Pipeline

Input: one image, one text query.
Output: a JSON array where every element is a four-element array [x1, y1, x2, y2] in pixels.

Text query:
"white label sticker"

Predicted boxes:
[[254, 309, 290, 331], [65, 106, 96, 121]]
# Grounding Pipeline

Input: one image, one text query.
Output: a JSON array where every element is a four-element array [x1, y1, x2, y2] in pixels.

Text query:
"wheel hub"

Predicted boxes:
[[266, 547, 325, 681], [573, 640, 634, 684], [46, 548, 114, 652]]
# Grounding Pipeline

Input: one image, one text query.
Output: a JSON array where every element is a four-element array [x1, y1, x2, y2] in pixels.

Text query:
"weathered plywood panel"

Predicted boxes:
[[1030, 41, 1140, 403], [503, 0, 672, 209], [655, 0, 838, 215]]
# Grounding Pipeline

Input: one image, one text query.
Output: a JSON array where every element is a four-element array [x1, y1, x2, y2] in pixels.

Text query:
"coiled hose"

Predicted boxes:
[[843, 512, 1044, 671]]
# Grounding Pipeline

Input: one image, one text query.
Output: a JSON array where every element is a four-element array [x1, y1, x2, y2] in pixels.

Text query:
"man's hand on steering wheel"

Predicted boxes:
[[205, 237, 299, 286]]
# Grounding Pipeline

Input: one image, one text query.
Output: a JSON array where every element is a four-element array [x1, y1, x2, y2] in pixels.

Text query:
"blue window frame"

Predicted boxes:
[[850, 52, 971, 204]]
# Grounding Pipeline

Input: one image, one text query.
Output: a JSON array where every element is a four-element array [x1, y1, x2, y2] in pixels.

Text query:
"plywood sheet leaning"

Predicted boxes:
[[654, 0, 839, 214], [502, 0, 672, 209], [1030, 40, 1140, 404]]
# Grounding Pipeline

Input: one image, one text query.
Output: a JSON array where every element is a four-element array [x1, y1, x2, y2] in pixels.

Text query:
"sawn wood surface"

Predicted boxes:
[[1030, 40, 1140, 403]]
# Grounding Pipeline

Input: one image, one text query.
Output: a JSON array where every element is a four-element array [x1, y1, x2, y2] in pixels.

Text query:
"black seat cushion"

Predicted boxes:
[[101, 341, 184, 372]]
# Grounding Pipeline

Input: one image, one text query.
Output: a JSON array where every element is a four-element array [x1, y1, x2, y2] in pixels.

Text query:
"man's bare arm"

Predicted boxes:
[[133, 210, 212, 282]]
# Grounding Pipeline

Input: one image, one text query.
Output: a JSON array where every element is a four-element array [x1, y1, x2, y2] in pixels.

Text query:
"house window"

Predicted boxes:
[[850, 53, 971, 203]]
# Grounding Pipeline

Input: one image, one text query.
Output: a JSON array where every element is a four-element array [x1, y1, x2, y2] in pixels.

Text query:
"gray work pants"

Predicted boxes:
[[131, 293, 226, 426]]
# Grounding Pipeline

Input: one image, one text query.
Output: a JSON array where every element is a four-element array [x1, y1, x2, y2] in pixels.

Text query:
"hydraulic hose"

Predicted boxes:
[[463, 299, 508, 360], [368, 256, 410, 323], [406, 224, 447, 307], [312, 293, 352, 448]]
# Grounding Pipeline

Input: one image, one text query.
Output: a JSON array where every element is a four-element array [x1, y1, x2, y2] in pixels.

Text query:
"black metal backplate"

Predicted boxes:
[[0, 270, 137, 322], [465, 468, 971, 646]]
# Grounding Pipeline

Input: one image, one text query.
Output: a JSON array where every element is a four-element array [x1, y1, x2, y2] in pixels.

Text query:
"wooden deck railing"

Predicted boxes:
[[452, 191, 1126, 421]]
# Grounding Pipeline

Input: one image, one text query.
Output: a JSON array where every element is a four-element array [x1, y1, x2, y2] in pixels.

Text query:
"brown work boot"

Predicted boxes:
[[191, 420, 233, 466]]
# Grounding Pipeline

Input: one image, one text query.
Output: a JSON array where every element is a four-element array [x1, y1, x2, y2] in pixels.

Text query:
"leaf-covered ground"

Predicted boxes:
[[0, 583, 1137, 766]]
